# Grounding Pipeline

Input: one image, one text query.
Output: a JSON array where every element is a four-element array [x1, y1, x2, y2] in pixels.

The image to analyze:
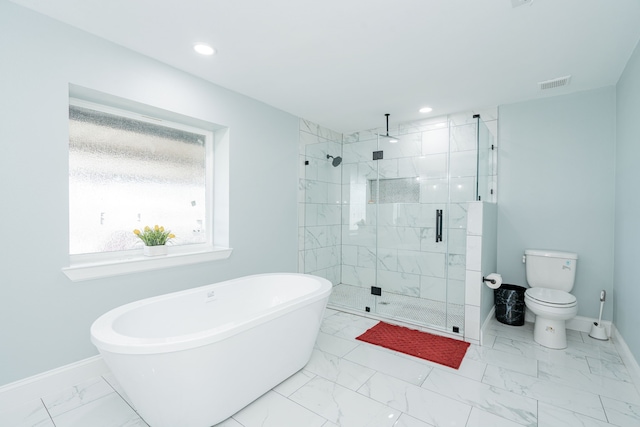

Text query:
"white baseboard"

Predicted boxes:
[[0, 355, 109, 412], [612, 325, 640, 396], [480, 306, 496, 346]]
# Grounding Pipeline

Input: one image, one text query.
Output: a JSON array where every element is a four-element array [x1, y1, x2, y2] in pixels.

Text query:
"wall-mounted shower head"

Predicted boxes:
[[326, 154, 342, 167]]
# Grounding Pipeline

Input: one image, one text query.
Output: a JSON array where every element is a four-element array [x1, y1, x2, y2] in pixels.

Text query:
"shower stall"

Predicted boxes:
[[299, 113, 495, 337]]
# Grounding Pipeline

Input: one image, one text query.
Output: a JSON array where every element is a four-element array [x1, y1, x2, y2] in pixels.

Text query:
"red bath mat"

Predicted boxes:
[[356, 322, 470, 369]]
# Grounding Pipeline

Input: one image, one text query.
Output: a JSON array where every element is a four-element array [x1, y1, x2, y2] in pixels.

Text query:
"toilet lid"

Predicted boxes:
[[526, 288, 577, 306]]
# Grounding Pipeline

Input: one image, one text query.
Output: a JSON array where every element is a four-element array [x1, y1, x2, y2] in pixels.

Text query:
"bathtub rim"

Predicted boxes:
[[90, 273, 331, 355]]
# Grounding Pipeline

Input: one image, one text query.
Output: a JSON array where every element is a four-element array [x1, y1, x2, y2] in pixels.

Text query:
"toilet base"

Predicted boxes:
[[533, 317, 567, 349]]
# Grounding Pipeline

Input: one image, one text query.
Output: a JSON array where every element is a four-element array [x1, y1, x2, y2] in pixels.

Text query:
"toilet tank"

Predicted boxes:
[[524, 249, 578, 292]]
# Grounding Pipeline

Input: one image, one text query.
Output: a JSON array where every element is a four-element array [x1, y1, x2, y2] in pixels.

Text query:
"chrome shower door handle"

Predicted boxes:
[[436, 209, 443, 242]]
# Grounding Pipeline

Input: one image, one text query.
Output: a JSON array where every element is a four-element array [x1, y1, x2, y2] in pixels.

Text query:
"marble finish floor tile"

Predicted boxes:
[[214, 418, 244, 427], [538, 360, 640, 405], [272, 369, 317, 397], [492, 336, 592, 372], [42, 376, 115, 417], [580, 331, 615, 346], [359, 372, 471, 426], [103, 373, 134, 407], [482, 364, 607, 421], [0, 398, 54, 427], [601, 396, 640, 427], [319, 311, 379, 339], [344, 344, 432, 385], [482, 332, 498, 347], [489, 319, 534, 331], [422, 368, 537, 427], [429, 353, 488, 382], [51, 392, 147, 427], [466, 407, 530, 427], [393, 413, 435, 427], [4, 309, 640, 427], [314, 331, 360, 357], [586, 356, 633, 383], [537, 402, 619, 427], [323, 308, 340, 318], [569, 331, 586, 342], [290, 376, 400, 427], [562, 339, 623, 365], [485, 321, 535, 344], [232, 390, 326, 427], [465, 344, 538, 377], [305, 348, 376, 390]]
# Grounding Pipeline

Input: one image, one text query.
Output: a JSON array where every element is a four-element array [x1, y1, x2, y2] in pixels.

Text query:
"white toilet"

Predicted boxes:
[[523, 249, 578, 349]]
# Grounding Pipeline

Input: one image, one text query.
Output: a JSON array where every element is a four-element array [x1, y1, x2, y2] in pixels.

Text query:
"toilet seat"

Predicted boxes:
[[525, 288, 576, 307]]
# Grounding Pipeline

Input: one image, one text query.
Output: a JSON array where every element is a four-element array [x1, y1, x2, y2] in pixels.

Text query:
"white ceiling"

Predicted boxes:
[[9, 0, 640, 133]]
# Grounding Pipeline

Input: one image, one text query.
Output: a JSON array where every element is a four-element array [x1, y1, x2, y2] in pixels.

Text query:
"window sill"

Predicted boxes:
[[62, 247, 233, 282]]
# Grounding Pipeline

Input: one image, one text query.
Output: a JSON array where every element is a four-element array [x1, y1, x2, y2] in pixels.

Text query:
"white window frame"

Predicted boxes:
[[63, 95, 231, 281]]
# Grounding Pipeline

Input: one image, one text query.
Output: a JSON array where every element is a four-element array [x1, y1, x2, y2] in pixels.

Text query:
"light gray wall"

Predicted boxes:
[[496, 87, 616, 321], [614, 39, 640, 362], [0, 1, 299, 386]]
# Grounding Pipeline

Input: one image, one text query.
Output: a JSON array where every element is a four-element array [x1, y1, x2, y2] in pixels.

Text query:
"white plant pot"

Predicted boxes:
[[143, 245, 168, 257]]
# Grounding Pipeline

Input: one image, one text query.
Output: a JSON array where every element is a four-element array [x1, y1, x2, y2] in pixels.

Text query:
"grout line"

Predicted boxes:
[[479, 363, 489, 383], [598, 395, 610, 424], [102, 375, 135, 412], [41, 398, 56, 427], [463, 405, 473, 427], [101, 375, 150, 426]]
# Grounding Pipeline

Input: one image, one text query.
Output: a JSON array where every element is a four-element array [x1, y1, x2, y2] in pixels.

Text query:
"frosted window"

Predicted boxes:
[[370, 178, 420, 204], [69, 104, 209, 255]]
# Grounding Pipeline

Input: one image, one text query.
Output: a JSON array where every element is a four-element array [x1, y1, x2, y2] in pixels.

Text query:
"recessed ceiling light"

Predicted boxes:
[[194, 43, 215, 56], [419, 107, 433, 113]]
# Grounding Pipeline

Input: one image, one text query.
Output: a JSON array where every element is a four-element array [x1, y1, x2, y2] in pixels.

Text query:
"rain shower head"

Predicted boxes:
[[378, 134, 399, 143], [377, 113, 400, 143], [327, 154, 342, 167]]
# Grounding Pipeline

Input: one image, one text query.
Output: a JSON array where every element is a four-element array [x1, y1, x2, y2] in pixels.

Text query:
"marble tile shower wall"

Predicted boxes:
[[298, 119, 343, 284]]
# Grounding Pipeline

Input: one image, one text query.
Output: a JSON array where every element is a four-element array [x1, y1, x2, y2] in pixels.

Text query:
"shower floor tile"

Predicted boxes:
[[1, 312, 639, 427]]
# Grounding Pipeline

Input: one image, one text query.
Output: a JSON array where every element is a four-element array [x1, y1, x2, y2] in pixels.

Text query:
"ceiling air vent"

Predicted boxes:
[[538, 75, 571, 90]]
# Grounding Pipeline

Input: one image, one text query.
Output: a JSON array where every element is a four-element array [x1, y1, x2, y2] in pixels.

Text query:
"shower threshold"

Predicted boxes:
[[328, 283, 465, 336]]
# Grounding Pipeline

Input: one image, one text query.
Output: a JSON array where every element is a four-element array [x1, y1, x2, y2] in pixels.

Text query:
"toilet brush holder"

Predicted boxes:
[[588, 290, 609, 341], [589, 322, 608, 341]]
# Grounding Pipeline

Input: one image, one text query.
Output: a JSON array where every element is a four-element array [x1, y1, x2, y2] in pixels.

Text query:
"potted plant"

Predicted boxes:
[[133, 225, 175, 256]]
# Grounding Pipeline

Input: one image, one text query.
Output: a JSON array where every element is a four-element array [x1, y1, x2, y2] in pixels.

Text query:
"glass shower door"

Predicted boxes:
[[372, 126, 454, 332]]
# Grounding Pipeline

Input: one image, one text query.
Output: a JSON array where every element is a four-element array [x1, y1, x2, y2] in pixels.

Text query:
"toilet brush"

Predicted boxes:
[[588, 290, 609, 341]]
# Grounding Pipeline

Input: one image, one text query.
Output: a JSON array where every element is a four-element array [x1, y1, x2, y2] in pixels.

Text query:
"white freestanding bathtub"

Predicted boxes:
[[91, 273, 331, 427]]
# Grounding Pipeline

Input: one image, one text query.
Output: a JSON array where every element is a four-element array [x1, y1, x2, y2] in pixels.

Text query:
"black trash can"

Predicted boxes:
[[494, 284, 526, 326]]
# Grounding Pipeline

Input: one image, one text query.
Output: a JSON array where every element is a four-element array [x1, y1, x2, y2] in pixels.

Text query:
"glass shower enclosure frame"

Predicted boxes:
[[301, 115, 493, 336]]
